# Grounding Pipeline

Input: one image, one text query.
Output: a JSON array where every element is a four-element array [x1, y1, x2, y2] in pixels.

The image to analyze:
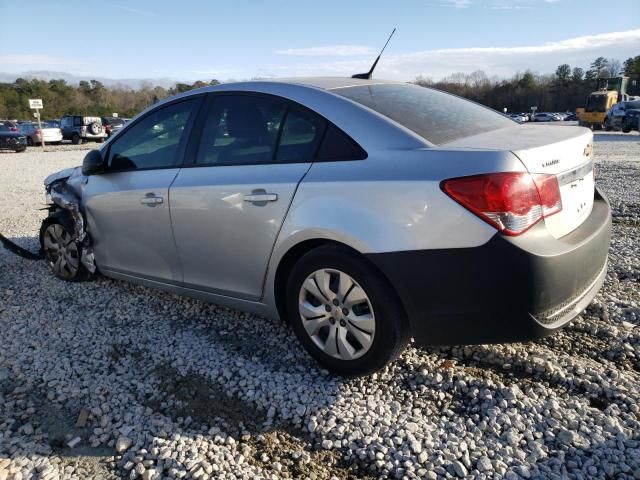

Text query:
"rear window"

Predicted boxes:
[[332, 83, 515, 145]]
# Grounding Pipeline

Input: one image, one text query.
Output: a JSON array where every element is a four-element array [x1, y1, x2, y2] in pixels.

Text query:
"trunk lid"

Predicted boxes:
[[445, 124, 594, 238]]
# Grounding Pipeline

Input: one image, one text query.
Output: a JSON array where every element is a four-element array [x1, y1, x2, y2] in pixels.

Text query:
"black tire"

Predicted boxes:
[[286, 245, 409, 376], [71, 133, 80, 145], [96, 137, 105, 143], [27, 137, 33, 146], [604, 119, 612, 131], [39, 213, 93, 282], [622, 121, 632, 133]]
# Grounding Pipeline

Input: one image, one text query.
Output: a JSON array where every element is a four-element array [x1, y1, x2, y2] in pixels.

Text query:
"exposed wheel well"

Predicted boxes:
[[273, 239, 407, 325]]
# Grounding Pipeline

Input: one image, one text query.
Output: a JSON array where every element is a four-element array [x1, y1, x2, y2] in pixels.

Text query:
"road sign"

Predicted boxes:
[[28, 99, 45, 148]]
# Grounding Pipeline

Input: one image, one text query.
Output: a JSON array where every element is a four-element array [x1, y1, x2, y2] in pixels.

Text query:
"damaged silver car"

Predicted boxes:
[[40, 78, 611, 376]]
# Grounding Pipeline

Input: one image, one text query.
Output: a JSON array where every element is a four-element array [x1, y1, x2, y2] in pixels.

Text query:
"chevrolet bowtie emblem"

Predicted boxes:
[[584, 143, 593, 157]]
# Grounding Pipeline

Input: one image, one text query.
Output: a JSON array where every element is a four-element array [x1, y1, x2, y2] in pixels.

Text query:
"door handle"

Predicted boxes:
[[140, 194, 163, 206], [243, 190, 278, 204]]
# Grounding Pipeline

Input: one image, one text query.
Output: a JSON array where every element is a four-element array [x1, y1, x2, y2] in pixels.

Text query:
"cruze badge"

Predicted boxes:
[[584, 143, 593, 157]]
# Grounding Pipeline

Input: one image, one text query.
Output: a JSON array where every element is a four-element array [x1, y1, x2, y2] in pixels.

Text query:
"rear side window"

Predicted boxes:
[[317, 124, 367, 161], [107, 99, 197, 171], [276, 107, 326, 163], [332, 83, 515, 145]]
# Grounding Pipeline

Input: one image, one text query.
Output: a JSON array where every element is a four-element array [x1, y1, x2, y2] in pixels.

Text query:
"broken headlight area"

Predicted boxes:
[[43, 167, 96, 275]]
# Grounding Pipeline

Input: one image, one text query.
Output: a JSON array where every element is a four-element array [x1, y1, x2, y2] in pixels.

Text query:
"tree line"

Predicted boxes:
[[0, 79, 221, 120], [415, 55, 640, 113], [0, 55, 638, 120]]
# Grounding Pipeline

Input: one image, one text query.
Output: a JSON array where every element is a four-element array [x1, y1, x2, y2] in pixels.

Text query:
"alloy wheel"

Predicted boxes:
[[298, 268, 375, 360]]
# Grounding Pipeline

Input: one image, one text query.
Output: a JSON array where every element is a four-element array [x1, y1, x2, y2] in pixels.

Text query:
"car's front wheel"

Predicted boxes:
[[71, 133, 80, 145], [286, 245, 409, 376], [40, 215, 92, 282]]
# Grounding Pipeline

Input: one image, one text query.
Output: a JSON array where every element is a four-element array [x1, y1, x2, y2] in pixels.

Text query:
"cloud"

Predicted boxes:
[[111, 4, 156, 17], [260, 29, 640, 81], [0, 54, 80, 67], [440, 0, 473, 7], [274, 45, 377, 57]]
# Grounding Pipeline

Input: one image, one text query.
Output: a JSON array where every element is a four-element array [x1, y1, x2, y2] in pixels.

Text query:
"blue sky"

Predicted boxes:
[[1, 0, 639, 83]]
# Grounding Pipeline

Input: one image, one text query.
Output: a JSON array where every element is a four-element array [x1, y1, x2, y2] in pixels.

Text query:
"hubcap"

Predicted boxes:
[[43, 224, 79, 280], [298, 268, 375, 361]]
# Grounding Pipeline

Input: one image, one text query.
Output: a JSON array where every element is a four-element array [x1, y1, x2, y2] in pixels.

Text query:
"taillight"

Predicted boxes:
[[441, 172, 562, 236]]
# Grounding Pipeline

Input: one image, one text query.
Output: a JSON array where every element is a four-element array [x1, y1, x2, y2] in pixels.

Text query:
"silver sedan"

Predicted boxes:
[[41, 78, 611, 375]]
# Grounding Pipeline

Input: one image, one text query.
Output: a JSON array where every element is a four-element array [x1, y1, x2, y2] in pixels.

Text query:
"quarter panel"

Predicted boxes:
[[262, 147, 526, 307]]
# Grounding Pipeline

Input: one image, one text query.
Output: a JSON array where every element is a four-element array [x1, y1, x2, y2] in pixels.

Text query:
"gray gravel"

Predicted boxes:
[[1, 131, 639, 479]]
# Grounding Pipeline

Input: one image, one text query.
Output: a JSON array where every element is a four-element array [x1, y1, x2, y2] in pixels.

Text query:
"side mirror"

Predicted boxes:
[[82, 149, 105, 175]]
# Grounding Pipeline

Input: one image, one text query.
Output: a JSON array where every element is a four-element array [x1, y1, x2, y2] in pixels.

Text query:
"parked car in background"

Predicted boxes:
[[509, 114, 527, 122], [605, 100, 640, 131], [44, 119, 60, 128], [621, 108, 640, 133], [0, 120, 19, 132], [0, 121, 27, 152], [532, 112, 559, 122], [41, 78, 610, 375], [60, 116, 107, 144], [18, 122, 63, 145], [564, 113, 578, 121], [101, 116, 126, 138]]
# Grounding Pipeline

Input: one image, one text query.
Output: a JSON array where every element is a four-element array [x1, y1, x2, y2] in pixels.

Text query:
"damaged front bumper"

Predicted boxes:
[[44, 167, 96, 274]]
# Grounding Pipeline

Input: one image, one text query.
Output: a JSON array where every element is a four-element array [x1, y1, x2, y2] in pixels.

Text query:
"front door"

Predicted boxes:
[[170, 93, 327, 300], [83, 97, 201, 283]]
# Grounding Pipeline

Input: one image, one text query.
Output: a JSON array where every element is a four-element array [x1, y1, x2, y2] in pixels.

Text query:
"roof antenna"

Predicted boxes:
[[352, 28, 396, 80]]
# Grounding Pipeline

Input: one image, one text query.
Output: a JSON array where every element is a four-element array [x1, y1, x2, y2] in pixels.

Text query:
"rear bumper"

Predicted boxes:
[[366, 188, 612, 346]]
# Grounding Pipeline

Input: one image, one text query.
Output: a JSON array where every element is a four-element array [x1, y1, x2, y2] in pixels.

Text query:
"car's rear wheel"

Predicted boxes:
[[71, 133, 80, 145], [40, 216, 91, 282], [604, 118, 612, 131], [27, 137, 33, 146], [286, 245, 409, 376]]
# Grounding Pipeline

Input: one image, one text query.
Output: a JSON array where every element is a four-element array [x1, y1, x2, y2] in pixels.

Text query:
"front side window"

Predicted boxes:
[[73, 117, 82, 127], [107, 99, 196, 171], [196, 95, 286, 166], [332, 83, 515, 145]]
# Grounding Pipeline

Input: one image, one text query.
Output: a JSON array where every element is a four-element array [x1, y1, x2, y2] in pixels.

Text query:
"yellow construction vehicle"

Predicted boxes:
[[576, 77, 629, 130]]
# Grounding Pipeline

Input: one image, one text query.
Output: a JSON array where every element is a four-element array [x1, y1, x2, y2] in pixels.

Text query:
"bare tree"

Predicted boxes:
[[606, 58, 622, 78]]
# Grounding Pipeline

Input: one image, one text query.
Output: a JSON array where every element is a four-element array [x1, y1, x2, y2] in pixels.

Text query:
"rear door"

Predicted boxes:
[[170, 93, 326, 300], [83, 96, 202, 282]]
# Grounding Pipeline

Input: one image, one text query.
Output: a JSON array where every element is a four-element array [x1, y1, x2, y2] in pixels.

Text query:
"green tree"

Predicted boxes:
[[589, 57, 609, 78], [518, 71, 536, 89], [555, 64, 571, 86], [571, 67, 584, 83]]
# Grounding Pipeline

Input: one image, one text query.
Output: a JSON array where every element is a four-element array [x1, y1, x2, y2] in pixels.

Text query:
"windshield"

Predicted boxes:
[[331, 83, 515, 145]]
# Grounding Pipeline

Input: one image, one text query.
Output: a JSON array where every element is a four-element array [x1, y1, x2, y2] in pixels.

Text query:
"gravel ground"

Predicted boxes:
[[1, 131, 639, 480]]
